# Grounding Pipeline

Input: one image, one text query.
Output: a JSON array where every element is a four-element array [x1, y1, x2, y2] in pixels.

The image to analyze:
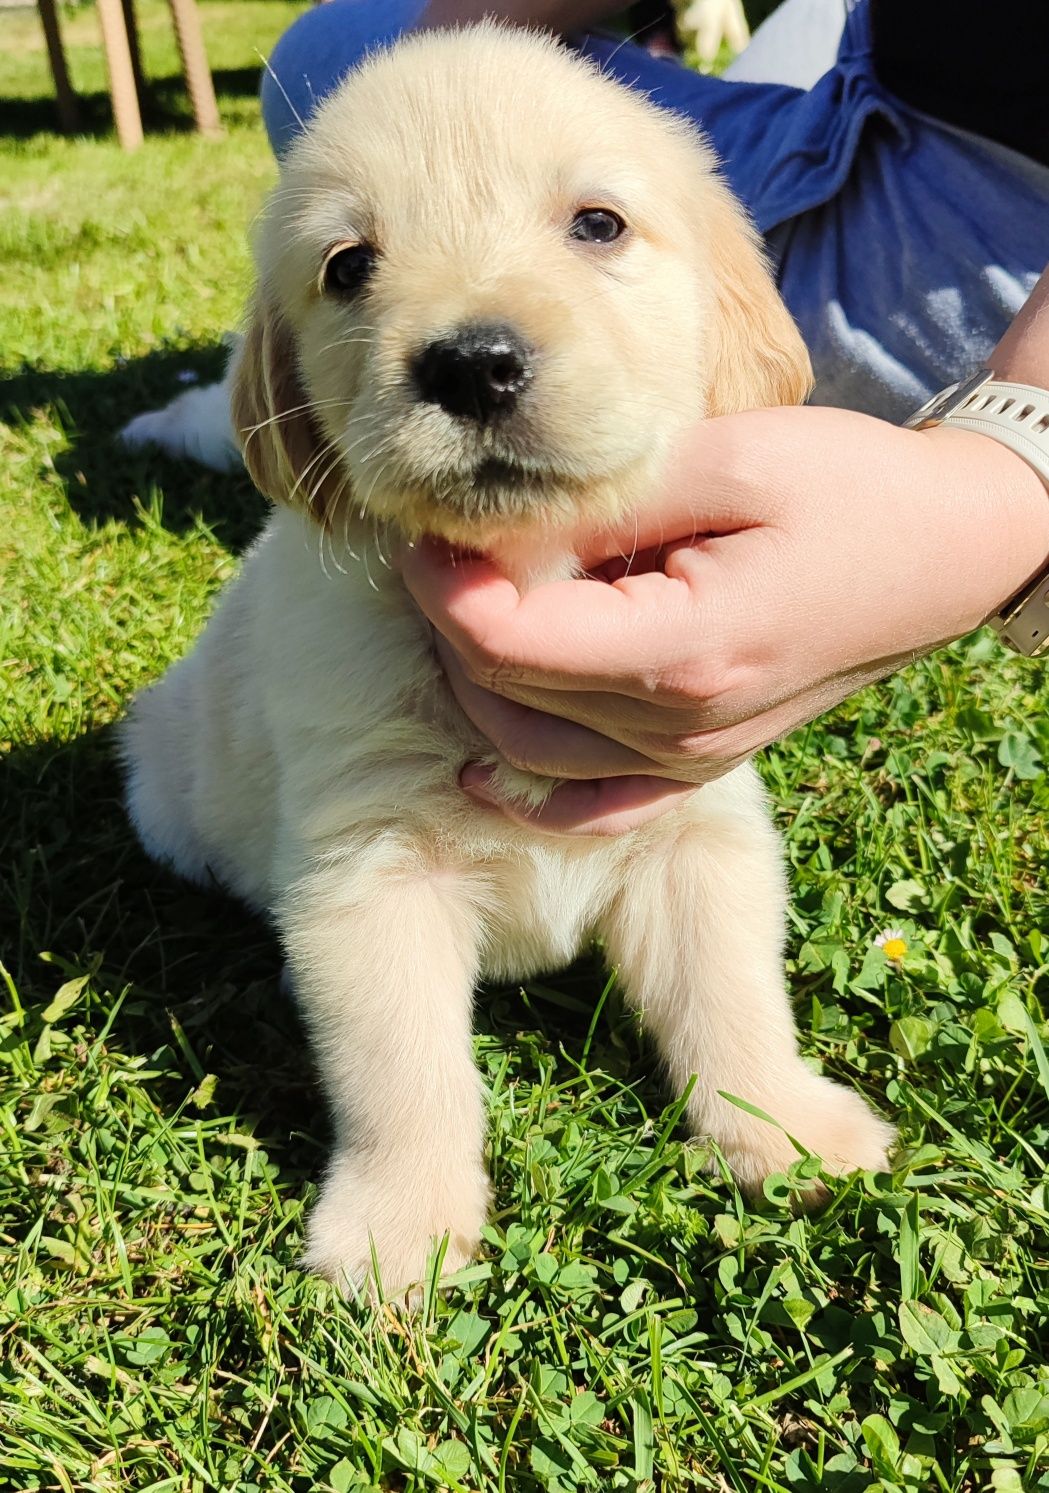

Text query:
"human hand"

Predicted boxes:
[[402, 405, 1049, 835]]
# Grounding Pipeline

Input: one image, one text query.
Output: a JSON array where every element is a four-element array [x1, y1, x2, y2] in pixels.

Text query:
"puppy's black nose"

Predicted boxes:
[[412, 323, 533, 422]]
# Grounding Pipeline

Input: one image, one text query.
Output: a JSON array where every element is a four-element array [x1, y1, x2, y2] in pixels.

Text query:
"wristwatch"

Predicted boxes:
[[904, 368, 1049, 656]]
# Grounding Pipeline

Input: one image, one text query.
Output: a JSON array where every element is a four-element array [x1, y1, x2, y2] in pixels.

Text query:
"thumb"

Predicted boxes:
[[574, 409, 783, 569]]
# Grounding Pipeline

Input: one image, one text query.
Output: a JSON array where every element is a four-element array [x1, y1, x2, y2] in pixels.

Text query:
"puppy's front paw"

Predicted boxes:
[[302, 1151, 490, 1299], [715, 1075, 894, 1200]]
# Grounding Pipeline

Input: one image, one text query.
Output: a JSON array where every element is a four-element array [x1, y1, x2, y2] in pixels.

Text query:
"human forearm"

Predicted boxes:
[[927, 261, 1049, 617], [991, 263, 1049, 385]]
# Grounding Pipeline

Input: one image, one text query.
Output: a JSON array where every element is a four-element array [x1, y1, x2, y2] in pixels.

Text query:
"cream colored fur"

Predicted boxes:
[[121, 26, 892, 1297]]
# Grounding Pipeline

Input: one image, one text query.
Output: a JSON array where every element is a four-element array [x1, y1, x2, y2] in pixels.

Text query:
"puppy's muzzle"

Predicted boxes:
[[412, 322, 534, 424]]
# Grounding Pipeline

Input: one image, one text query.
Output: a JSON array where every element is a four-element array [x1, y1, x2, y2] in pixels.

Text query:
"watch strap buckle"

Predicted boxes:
[[903, 368, 994, 431]]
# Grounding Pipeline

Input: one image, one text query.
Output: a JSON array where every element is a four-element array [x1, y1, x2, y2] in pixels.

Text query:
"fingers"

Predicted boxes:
[[460, 765, 699, 836], [438, 643, 659, 779], [438, 636, 754, 779], [573, 408, 794, 567], [472, 679, 746, 739], [453, 679, 858, 835], [401, 536, 723, 693]]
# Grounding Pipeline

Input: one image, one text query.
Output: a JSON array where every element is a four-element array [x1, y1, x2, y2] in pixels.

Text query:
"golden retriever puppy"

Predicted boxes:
[[121, 25, 892, 1295]]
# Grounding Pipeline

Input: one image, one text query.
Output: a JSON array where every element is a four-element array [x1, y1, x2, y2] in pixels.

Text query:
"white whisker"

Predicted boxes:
[[255, 50, 305, 132], [244, 395, 355, 438], [285, 437, 339, 514]]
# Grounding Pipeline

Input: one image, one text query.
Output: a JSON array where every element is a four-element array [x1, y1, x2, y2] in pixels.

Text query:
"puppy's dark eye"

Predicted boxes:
[[323, 242, 377, 297], [569, 208, 626, 245]]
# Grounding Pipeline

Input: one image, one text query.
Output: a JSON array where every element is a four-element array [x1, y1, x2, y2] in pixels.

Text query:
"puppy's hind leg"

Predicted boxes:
[[598, 778, 892, 1197], [120, 339, 242, 473], [283, 844, 492, 1298]]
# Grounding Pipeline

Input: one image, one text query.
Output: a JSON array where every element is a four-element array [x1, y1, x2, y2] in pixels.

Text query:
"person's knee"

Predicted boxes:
[[261, 0, 427, 157]]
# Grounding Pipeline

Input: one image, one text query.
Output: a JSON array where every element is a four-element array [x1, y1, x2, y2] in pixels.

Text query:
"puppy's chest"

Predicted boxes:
[[480, 844, 621, 982]]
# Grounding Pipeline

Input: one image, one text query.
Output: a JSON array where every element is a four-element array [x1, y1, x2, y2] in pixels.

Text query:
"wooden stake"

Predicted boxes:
[[96, 0, 144, 149], [167, 0, 223, 137], [38, 0, 81, 134]]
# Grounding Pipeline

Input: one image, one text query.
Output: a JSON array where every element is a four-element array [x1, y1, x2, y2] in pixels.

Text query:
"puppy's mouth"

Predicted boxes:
[[473, 456, 542, 492], [417, 454, 563, 519]]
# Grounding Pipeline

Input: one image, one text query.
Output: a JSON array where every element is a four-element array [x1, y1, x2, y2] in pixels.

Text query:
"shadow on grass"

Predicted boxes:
[[1, 727, 316, 1152], [2, 722, 641, 1190], [3, 336, 652, 1209], [0, 67, 264, 143], [2, 345, 266, 549]]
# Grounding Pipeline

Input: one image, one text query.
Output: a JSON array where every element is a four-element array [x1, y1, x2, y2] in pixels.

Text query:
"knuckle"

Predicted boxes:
[[647, 660, 728, 708], [653, 654, 752, 723], [459, 645, 528, 695], [683, 657, 741, 704], [452, 634, 496, 682], [674, 730, 734, 766], [642, 723, 740, 772], [477, 660, 523, 695]]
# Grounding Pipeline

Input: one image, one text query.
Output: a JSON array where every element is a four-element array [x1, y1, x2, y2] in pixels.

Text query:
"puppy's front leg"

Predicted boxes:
[[282, 852, 490, 1295], [599, 792, 893, 1195]]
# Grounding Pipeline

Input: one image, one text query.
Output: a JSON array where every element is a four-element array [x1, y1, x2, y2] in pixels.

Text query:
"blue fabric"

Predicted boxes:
[[262, 0, 426, 156], [261, 0, 1049, 420]]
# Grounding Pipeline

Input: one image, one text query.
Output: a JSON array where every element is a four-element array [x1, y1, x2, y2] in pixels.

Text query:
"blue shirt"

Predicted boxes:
[[263, 0, 1049, 419]]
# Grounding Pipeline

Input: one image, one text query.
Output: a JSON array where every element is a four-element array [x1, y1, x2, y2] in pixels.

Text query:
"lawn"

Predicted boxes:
[[2, 4, 1049, 1490]]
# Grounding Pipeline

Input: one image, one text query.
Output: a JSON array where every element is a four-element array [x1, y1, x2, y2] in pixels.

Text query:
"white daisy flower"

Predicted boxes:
[[874, 927, 908, 965]]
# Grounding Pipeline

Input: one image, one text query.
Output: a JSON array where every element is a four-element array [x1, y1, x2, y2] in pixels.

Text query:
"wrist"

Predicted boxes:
[[920, 422, 1049, 629]]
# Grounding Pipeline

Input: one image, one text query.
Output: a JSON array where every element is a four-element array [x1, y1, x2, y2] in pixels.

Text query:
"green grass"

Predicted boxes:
[[3, 5, 1049, 1490]]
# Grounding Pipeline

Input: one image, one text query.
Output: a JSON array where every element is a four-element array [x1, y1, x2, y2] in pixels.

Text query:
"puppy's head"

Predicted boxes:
[[234, 25, 811, 546]]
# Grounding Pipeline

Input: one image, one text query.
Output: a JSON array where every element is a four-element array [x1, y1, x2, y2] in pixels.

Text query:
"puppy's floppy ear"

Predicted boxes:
[[230, 297, 346, 524], [700, 188, 813, 416]]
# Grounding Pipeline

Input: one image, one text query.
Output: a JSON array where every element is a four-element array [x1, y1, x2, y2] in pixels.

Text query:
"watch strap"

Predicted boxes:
[[905, 368, 1049, 472], [904, 368, 1049, 656], [988, 576, 1049, 656]]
